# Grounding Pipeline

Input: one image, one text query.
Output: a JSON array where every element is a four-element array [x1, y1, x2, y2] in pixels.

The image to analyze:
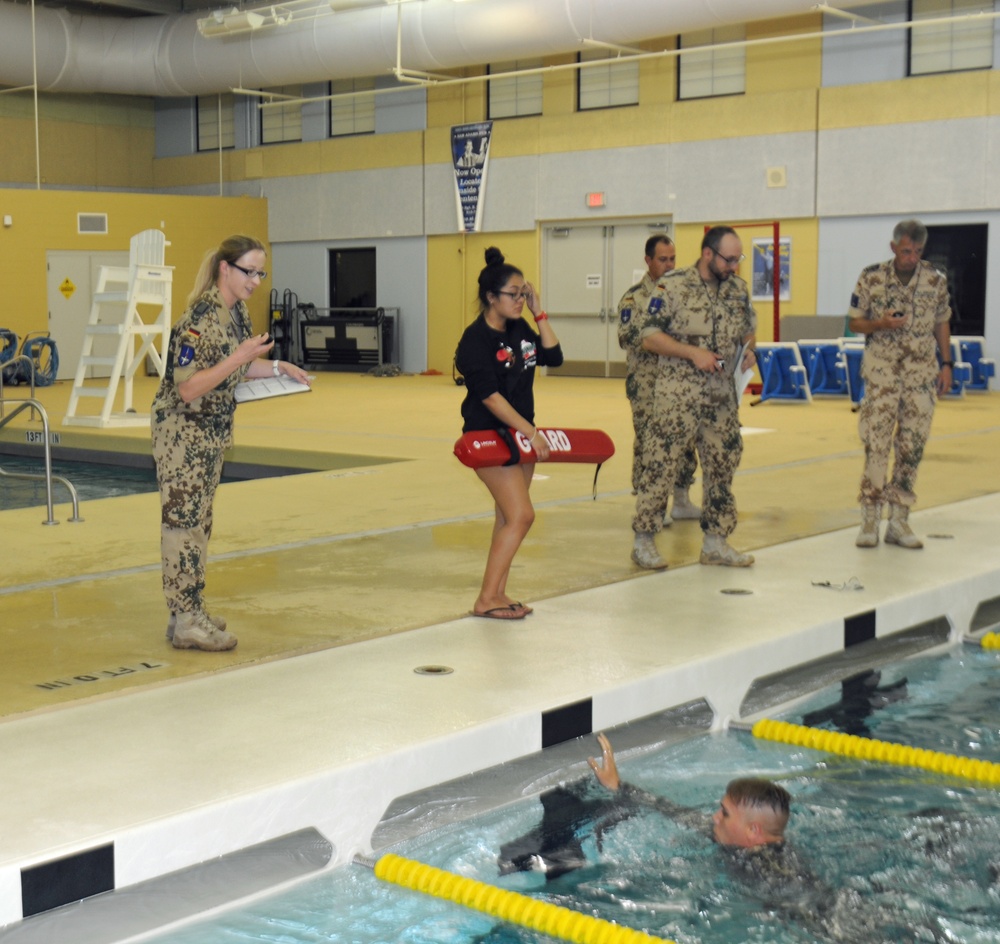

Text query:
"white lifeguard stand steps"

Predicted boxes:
[[63, 229, 172, 428]]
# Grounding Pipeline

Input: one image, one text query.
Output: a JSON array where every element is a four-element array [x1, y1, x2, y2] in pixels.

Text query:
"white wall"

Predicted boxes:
[[269, 236, 427, 373], [817, 212, 1000, 367]]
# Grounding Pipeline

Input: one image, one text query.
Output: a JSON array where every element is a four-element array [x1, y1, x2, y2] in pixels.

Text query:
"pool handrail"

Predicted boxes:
[[0, 353, 38, 420], [0, 399, 83, 525]]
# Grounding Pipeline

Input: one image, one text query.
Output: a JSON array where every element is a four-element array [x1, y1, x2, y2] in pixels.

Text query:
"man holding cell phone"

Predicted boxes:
[[847, 220, 953, 550]]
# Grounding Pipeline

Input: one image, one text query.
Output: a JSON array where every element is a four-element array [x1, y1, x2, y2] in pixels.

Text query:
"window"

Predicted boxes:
[[578, 49, 639, 111], [260, 85, 303, 144], [910, 0, 993, 76], [488, 59, 543, 118], [678, 25, 746, 100], [330, 77, 376, 137], [197, 93, 235, 151]]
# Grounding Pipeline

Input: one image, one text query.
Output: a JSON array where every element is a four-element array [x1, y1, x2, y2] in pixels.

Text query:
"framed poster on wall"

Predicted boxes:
[[752, 237, 791, 302]]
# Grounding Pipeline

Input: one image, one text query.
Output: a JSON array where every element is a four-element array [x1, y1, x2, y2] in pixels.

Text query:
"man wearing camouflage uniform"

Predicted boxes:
[[631, 226, 757, 570], [847, 219, 953, 550], [617, 234, 700, 524]]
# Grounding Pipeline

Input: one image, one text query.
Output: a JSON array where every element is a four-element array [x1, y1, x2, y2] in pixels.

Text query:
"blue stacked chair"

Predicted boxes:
[[837, 338, 865, 407], [952, 336, 994, 392], [796, 340, 849, 397], [754, 342, 812, 404]]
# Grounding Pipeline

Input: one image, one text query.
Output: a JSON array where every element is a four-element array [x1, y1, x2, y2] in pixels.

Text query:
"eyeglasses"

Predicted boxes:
[[231, 262, 267, 280], [712, 249, 745, 267], [497, 290, 530, 302]]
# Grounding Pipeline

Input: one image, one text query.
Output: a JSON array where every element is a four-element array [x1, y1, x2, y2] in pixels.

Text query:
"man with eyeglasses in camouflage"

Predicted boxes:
[[630, 226, 757, 570]]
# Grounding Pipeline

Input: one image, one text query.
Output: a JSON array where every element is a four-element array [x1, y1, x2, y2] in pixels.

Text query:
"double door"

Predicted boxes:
[[541, 219, 672, 377]]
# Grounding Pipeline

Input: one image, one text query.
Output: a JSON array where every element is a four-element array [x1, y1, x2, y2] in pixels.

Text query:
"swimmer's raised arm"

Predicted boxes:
[[587, 733, 620, 792]]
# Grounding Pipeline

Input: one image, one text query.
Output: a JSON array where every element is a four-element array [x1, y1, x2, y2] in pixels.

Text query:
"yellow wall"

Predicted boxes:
[[0, 190, 270, 342], [819, 68, 999, 128], [428, 230, 540, 372], [1, 12, 983, 370], [149, 13, 828, 189], [421, 15, 826, 365], [0, 93, 156, 189]]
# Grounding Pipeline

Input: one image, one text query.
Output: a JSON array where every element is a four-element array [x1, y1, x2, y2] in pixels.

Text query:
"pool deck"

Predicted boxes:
[[1, 375, 999, 941]]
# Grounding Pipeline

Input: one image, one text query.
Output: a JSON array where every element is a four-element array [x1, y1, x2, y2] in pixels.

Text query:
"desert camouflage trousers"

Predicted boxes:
[[629, 392, 698, 494], [633, 371, 742, 535], [857, 367, 936, 508], [152, 412, 229, 614]]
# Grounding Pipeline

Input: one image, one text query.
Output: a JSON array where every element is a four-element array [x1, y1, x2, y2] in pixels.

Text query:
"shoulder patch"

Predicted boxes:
[[620, 307, 632, 325], [648, 296, 663, 314]]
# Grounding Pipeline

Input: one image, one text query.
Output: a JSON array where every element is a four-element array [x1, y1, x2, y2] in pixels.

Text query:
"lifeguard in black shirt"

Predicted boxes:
[[454, 247, 563, 621]]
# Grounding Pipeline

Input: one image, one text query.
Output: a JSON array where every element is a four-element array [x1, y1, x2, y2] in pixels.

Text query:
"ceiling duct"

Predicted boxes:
[[0, 0, 894, 97]]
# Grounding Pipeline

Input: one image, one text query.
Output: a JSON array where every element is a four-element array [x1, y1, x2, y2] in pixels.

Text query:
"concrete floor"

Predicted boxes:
[[1, 372, 999, 940]]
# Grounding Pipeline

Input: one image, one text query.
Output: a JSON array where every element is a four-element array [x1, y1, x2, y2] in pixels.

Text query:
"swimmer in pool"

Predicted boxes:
[[498, 733, 948, 944], [499, 732, 792, 879], [588, 732, 790, 848]]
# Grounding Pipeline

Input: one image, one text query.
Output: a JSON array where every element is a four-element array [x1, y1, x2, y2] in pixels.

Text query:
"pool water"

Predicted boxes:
[[0, 454, 159, 509], [0, 454, 250, 510], [144, 647, 1000, 944]]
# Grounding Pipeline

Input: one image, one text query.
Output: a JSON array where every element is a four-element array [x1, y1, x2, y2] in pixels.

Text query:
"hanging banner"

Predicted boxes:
[[451, 121, 493, 233]]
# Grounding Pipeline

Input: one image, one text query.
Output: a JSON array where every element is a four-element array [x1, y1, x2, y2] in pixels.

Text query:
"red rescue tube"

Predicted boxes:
[[454, 427, 615, 469]]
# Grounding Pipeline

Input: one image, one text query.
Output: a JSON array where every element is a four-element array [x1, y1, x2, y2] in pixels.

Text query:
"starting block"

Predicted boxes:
[[753, 342, 812, 404], [952, 336, 994, 393], [796, 339, 850, 397], [838, 338, 866, 407]]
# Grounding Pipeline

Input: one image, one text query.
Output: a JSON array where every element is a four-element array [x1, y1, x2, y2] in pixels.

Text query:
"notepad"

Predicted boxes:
[[234, 376, 312, 403]]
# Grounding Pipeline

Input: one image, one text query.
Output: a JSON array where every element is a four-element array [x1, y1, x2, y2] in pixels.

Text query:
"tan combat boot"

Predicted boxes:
[[171, 611, 238, 651], [884, 504, 923, 549], [166, 609, 228, 641], [671, 487, 702, 520], [700, 533, 754, 567], [631, 532, 668, 570], [855, 503, 882, 548]]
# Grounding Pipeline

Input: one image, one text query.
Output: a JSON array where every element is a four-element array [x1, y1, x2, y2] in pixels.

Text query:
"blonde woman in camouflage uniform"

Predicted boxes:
[[152, 235, 310, 651], [848, 219, 953, 550], [616, 234, 700, 523], [630, 226, 757, 570]]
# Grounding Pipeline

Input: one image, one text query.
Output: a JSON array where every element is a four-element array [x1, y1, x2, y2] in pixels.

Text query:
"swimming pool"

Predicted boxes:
[[0, 453, 314, 511], [138, 645, 1000, 944], [0, 454, 159, 510]]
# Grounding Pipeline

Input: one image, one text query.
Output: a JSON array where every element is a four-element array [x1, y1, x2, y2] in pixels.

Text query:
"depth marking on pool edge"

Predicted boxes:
[[35, 660, 168, 692]]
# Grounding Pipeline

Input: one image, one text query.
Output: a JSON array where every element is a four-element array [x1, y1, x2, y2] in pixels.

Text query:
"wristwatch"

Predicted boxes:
[[272, 359, 281, 377]]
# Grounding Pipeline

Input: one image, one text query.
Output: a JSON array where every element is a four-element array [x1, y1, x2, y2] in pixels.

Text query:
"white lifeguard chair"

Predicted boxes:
[[64, 229, 173, 428]]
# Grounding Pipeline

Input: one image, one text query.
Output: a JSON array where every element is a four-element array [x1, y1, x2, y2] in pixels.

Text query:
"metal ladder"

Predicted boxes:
[[0, 398, 83, 525]]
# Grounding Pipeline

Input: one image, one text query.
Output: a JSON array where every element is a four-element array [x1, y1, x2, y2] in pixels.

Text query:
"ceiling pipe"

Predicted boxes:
[[0, 0, 898, 98]]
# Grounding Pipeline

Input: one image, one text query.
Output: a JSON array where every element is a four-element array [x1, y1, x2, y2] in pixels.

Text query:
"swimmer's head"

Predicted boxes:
[[712, 778, 790, 848]]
